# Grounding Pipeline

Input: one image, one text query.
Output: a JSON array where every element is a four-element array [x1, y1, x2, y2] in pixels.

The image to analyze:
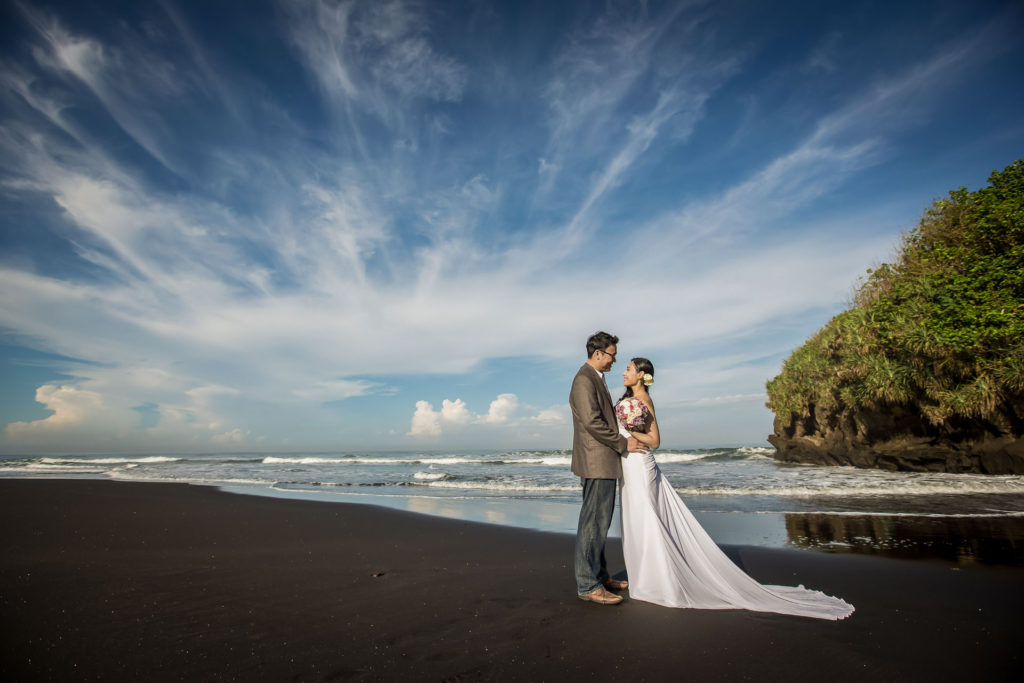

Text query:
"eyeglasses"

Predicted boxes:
[[600, 349, 617, 362]]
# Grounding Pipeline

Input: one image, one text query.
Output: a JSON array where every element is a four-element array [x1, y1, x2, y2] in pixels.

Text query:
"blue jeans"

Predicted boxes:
[[574, 477, 618, 595]]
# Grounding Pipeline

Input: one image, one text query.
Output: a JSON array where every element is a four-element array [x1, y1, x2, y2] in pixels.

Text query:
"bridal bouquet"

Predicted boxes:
[[616, 397, 648, 431]]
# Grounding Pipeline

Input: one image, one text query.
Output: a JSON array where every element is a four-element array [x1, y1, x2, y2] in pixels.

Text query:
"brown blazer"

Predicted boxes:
[[569, 364, 628, 479]]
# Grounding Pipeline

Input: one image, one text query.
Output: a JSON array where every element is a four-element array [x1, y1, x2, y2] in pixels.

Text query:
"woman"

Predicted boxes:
[[616, 358, 854, 620]]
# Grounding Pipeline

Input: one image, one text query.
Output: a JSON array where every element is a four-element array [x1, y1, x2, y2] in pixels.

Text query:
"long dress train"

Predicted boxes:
[[619, 424, 854, 620]]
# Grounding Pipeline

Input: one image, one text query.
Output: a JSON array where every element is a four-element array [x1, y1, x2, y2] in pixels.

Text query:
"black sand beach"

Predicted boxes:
[[1, 480, 1020, 681]]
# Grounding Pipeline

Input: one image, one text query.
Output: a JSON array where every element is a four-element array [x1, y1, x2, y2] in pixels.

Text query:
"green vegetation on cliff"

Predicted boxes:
[[767, 160, 1024, 429]]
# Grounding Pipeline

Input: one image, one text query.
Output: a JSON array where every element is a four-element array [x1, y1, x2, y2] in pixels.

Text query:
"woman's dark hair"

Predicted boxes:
[[586, 331, 619, 358], [620, 357, 654, 402]]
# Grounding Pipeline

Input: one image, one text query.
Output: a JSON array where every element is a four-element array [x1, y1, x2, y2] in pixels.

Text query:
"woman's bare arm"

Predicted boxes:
[[629, 403, 660, 449]]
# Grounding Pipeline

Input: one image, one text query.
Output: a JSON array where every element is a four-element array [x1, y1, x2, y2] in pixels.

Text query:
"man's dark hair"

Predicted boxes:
[[586, 331, 619, 358]]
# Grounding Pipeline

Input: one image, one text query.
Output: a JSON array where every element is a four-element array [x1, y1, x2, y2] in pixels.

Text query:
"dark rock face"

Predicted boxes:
[[768, 399, 1024, 474]]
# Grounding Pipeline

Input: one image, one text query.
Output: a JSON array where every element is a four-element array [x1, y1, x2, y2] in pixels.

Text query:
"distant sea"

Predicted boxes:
[[4, 447, 1024, 565]]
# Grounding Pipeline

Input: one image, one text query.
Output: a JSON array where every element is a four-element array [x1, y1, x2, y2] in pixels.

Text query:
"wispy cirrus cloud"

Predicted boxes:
[[0, 0, 1019, 451], [284, 0, 467, 127], [18, 6, 192, 175], [538, 1, 741, 241]]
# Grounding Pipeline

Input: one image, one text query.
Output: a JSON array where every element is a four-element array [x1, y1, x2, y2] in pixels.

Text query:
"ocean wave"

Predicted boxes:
[[415, 479, 579, 493], [404, 477, 1024, 497], [656, 452, 721, 463], [40, 456, 183, 465], [412, 455, 570, 466], [418, 457, 505, 465], [264, 455, 452, 465], [732, 447, 775, 460], [412, 470, 452, 481], [306, 479, 578, 493], [672, 480, 1024, 498], [510, 456, 572, 466], [262, 455, 573, 466], [735, 447, 774, 456], [108, 471, 274, 486], [263, 456, 367, 465], [13, 463, 108, 473], [648, 449, 773, 463]]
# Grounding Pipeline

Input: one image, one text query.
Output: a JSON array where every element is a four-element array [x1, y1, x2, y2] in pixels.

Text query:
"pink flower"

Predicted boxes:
[[616, 397, 648, 431]]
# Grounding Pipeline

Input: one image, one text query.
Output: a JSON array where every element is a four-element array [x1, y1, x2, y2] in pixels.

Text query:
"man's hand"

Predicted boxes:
[[627, 436, 648, 453]]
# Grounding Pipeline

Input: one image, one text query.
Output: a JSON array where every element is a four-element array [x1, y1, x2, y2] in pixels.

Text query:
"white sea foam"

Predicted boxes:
[[736, 447, 775, 456], [263, 455, 465, 465], [414, 456, 573, 465], [39, 456, 183, 464], [263, 456, 354, 465], [7, 447, 1024, 517], [733, 447, 774, 461], [17, 463, 108, 473], [512, 456, 572, 466], [414, 457, 490, 465], [262, 455, 572, 466], [291, 474, 1024, 498], [108, 471, 273, 486], [413, 471, 451, 481], [657, 452, 720, 463], [672, 479, 1024, 498], [416, 479, 579, 493]]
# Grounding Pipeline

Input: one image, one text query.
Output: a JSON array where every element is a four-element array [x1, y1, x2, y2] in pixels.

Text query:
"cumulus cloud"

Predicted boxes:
[[406, 394, 565, 439], [5, 385, 119, 437], [440, 398, 471, 425], [481, 393, 519, 424], [0, 382, 237, 451], [529, 406, 569, 425], [407, 400, 442, 437]]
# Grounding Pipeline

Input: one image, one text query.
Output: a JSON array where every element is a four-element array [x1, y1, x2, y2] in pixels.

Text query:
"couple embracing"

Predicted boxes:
[[569, 331, 854, 619]]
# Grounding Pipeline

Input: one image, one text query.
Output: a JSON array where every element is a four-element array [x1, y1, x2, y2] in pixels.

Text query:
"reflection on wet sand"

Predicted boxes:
[[225, 485, 1024, 566], [785, 513, 1024, 566], [405, 496, 472, 521]]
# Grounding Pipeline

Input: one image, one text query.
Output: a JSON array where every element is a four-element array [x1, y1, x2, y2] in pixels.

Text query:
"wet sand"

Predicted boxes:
[[1, 480, 1020, 681]]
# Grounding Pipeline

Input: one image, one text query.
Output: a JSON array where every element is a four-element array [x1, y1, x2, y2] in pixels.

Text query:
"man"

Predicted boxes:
[[570, 331, 646, 605]]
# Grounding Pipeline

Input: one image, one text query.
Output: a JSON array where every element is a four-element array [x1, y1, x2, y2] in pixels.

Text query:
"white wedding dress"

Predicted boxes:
[[618, 419, 854, 620]]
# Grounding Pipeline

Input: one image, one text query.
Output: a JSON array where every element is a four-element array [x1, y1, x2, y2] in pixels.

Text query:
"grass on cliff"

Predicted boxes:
[[766, 159, 1024, 427]]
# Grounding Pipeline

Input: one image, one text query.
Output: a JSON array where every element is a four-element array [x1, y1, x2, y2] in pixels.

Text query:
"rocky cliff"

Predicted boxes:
[[768, 400, 1024, 474], [766, 161, 1024, 474]]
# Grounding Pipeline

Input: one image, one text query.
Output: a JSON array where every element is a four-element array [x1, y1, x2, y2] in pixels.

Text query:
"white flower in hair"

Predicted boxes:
[[643, 373, 653, 386]]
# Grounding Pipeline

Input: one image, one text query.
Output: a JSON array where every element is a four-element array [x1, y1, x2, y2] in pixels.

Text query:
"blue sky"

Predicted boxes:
[[1, 0, 1022, 453]]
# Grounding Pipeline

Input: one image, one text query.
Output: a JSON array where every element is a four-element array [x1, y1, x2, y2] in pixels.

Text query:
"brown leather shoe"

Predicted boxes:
[[578, 586, 623, 605], [604, 578, 629, 591]]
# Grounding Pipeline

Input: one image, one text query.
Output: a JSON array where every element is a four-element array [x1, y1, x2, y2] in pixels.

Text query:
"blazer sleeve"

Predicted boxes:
[[570, 372, 628, 454]]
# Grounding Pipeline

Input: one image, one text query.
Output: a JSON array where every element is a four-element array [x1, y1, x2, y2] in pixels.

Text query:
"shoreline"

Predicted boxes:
[[4, 471, 1024, 566], [223, 484, 1024, 566], [220, 482, 796, 546], [2, 479, 1022, 681]]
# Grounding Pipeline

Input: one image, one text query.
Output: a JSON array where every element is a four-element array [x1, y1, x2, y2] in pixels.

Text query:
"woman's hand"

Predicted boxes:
[[626, 436, 649, 453], [629, 422, 660, 450]]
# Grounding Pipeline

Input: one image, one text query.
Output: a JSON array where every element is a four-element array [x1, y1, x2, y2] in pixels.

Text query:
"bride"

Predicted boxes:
[[616, 357, 854, 620]]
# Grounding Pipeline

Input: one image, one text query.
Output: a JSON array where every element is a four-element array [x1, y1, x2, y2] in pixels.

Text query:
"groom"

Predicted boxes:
[[570, 331, 645, 605]]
